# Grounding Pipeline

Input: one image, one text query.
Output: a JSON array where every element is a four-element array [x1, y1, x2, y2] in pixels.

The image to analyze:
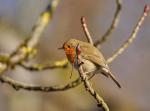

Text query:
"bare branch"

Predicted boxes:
[[78, 63, 109, 111], [19, 59, 68, 71], [94, 0, 122, 48], [107, 5, 149, 64], [0, 75, 81, 92], [10, 0, 59, 58], [81, 16, 94, 45]]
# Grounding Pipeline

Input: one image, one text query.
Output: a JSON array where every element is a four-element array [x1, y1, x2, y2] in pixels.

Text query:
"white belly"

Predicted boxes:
[[74, 58, 97, 73]]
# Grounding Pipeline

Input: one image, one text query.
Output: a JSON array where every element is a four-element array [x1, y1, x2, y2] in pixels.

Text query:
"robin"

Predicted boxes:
[[59, 39, 121, 88]]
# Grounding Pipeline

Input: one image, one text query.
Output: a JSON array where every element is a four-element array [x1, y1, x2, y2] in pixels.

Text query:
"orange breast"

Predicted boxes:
[[65, 47, 76, 64]]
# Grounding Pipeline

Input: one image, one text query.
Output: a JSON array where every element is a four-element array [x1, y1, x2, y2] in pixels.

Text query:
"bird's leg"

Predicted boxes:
[[69, 64, 74, 79], [88, 73, 96, 80]]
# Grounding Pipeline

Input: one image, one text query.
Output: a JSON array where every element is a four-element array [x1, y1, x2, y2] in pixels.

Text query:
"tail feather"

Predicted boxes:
[[108, 72, 121, 88], [102, 68, 121, 88]]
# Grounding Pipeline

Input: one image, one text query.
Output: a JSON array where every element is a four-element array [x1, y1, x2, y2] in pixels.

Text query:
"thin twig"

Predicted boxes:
[[10, 0, 58, 58], [94, 0, 122, 48], [107, 5, 149, 64], [14, 0, 59, 52], [8, 6, 53, 65], [81, 16, 93, 45]]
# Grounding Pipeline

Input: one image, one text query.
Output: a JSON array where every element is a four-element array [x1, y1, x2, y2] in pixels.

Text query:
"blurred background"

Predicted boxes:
[[0, 0, 150, 111]]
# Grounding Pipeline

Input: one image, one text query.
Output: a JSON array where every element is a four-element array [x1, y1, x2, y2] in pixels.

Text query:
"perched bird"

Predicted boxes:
[[59, 39, 121, 88]]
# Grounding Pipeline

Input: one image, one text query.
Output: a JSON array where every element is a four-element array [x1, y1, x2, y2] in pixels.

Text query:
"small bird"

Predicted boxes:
[[59, 39, 121, 88]]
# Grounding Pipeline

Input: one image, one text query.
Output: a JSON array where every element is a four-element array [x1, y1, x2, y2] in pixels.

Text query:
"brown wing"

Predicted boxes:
[[79, 42, 108, 69]]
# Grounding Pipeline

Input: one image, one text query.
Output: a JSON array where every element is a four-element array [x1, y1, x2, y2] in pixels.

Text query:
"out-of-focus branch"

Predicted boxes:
[[0, 0, 59, 81], [81, 16, 94, 45], [0, 75, 81, 91], [19, 59, 68, 71], [107, 5, 149, 64], [94, 0, 122, 48], [78, 63, 109, 111], [10, 0, 59, 57], [8, 2, 58, 66]]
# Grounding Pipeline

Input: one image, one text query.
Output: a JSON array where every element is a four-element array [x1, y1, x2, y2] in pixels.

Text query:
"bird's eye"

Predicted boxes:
[[67, 45, 71, 48]]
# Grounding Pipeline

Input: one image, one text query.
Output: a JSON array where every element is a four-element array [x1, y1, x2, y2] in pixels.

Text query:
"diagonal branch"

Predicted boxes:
[[10, 0, 59, 57], [78, 63, 109, 111], [94, 0, 122, 48], [107, 5, 149, 64], [81, 16, 94, 45]]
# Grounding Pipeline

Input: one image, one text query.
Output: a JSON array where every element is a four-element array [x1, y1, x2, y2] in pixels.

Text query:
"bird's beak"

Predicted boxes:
[[58, 46, 64, 50]]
